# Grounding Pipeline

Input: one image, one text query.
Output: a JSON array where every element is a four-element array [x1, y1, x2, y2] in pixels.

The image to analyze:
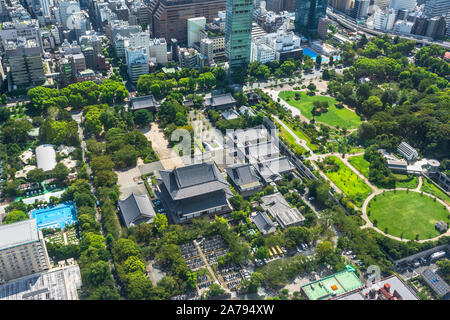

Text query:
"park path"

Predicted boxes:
[[193, 240, 222, 287], [273, 115, 312, 153]]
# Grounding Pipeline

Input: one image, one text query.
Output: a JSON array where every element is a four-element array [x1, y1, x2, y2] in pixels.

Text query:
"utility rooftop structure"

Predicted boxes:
[[260, 192, 305, 228], [157, 162, 233, 223], [397, 141, 419, 162], [205, 93, 236, 110], [118, 193, 156, 227], [422, 269, 450, 299], [0, 219, 51, 282], [129, 95, 159, 112], [226, 163, 263, 197], [35, 144, 57, 172]]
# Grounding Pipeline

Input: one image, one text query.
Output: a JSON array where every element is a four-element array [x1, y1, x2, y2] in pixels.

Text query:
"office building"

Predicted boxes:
[[389, 0, 416, 11], [351, 0, 370, 19], [149, 38, 168, 64], [0, 219, 51, 283], [6, 39, 45, 88], [393, 20, 414, 34], [317, 17, 330, 39], [126, 46, 149, 84], [295, 0, 328, 33], [200, 23, 226, 60], [373, 8, 396, 31], [328, 0, 352, 13], [425, 16, 447, 40], [411, 16, 429, 35], [59, 1, 81, 29], [225, 0, 253, 68], [148, 0, 226, 43], [373, 0, 390, 10]]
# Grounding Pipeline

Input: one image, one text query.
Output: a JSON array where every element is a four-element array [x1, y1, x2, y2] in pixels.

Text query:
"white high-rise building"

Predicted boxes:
[[393, 20, 414, 34], [149, 38, 168, 65], [187, 17, 206, 48], [251, 41, 275, 64], [373, 8, 397, 31]]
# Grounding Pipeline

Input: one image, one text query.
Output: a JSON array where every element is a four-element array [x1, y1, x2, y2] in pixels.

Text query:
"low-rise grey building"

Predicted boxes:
[[255, 156, 296, 184], [118, 193, 156, 227], [251, 211, 277, 235], [226, 163, 263, 197], [260, 192, 305, 229]]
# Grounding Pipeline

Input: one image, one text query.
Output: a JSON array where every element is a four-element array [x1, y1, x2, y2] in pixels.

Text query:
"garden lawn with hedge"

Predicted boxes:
[[279, 91, 363, 129], [348, 155, 370, 178], [368, 190, 449, 240], [322, 156, 372, 207]]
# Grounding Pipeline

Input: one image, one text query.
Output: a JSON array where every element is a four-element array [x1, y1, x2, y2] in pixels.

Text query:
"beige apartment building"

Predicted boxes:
[[0, 219, 51, 283]]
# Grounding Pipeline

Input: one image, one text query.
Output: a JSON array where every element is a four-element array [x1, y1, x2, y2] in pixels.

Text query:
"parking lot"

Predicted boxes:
[[395, 260, 442, 280]]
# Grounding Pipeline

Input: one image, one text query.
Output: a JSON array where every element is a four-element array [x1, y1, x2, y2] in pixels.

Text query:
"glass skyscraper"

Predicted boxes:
[[295, 0, 328, 34], [225, 0, 253, 69]]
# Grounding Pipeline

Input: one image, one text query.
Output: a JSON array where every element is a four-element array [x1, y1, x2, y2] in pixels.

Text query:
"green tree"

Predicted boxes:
[[27, 168, 46, 183], [153, 213, 168, 234], [4, 210, 28, 224], [51, 162, 69, 181]]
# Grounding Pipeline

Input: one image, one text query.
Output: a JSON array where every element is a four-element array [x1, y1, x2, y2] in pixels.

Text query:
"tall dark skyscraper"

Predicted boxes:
[[295, 0, 328, 34]]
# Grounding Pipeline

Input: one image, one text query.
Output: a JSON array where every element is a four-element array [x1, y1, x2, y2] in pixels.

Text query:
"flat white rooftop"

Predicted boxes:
[[0, 218, 39, 251]]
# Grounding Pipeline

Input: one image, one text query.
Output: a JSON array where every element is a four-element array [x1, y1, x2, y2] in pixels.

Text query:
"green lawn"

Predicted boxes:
[[421, 178, 450, 206], [368, 191, 449, 240], [348, 155, 370, 178], [393, 174, 419, 189], [279, 91, 363, 129], [322, 156, 372, 207]]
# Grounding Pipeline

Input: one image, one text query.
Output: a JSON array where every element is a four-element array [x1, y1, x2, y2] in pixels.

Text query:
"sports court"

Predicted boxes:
[[30, 202, 78, 230], [301, 266, 363, 300]]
